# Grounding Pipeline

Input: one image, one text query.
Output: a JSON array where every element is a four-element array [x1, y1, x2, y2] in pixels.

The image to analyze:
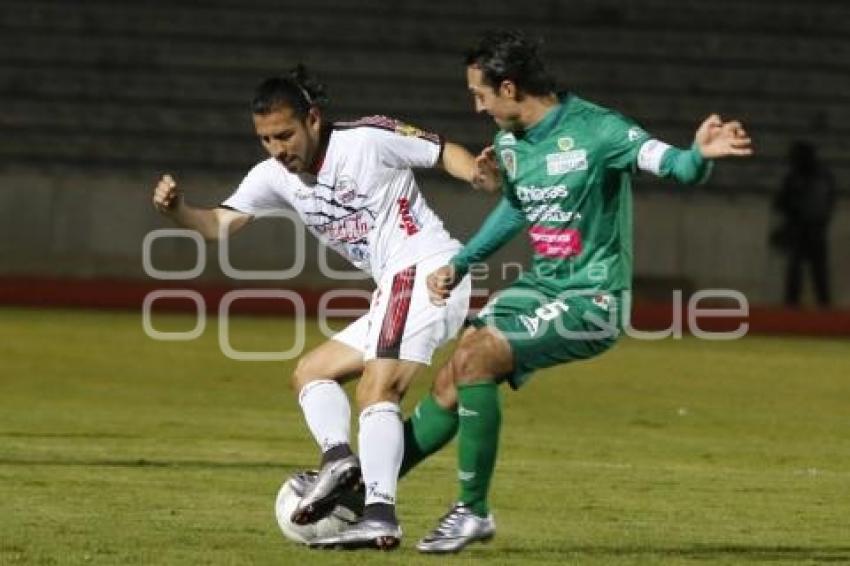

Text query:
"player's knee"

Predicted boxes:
[[431, 366, 457, 408], [355, 371, 400, 409], [291, 355, 320, 394], [451, 330, 507, 386], [450, 345, 489, 386]]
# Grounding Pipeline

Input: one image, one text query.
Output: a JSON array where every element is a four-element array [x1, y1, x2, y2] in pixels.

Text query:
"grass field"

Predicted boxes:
[[1, 307, 848, 565]]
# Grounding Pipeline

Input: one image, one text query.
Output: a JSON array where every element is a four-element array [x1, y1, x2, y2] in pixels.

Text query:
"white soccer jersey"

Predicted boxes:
[[221, 116, 461, 282]]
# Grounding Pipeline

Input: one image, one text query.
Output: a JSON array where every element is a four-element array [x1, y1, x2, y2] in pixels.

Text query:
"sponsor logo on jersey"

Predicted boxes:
[[396, 197, 420, 235], [314, 210, 372, 243], [557, 136, 574, 151], [546, 149, 588, 176], [527, 205, 581, 223], [501, 149, 517, 180], [628, 126, 646, 142], [528, 226, 583, 258], [500, 132, 517, 146], [516, 184, 569, 202]]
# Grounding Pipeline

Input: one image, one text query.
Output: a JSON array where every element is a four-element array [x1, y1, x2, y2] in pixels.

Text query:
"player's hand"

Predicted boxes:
[[694, 114, 753, 159], [153, 174, 182, 213], [427, 264, 457, 306], [471, 146, 501, 193]]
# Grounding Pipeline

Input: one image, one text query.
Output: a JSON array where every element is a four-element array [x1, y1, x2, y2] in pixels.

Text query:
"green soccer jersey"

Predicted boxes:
[[451, 93, 711, 294], [494, 94, 651, 292]]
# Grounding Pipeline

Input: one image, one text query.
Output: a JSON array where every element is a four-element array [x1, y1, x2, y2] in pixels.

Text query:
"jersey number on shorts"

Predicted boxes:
[[518, 300, 569, 336]]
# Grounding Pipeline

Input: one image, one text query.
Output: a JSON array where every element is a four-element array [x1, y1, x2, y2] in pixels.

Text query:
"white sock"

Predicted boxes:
[[298, 380, 351, 452], [358, 401, 403, 506]]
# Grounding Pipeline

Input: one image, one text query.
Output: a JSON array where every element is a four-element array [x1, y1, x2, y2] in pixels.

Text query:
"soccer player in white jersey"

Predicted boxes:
[[152, 66, 495, 549]]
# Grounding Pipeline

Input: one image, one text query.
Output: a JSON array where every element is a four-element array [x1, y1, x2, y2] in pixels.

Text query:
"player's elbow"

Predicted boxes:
[[441, 142, 475, 183], [199, 227, 223, 242]]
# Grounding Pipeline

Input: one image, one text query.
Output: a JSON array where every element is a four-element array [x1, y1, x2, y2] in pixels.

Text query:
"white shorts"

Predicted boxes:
[[333, 251, 471, 365]]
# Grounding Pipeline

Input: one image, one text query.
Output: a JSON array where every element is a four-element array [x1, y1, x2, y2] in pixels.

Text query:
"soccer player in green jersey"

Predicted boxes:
[[410, 30, 753, 553]]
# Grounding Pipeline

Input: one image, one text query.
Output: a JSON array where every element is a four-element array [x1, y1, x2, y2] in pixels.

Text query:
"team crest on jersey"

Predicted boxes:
[[501, 149, 517, 180], [546, 149, 587, 176], [395, 122, 424, 137], [557, 136, 574, 151], [334, 175, 359, 204]]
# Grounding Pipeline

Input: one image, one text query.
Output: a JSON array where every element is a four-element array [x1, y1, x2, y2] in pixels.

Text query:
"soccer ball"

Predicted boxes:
[[274, 471, 361, 544]]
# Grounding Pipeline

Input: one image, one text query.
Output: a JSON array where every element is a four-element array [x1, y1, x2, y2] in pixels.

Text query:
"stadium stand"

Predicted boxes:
[[1, 0, 848, 310]]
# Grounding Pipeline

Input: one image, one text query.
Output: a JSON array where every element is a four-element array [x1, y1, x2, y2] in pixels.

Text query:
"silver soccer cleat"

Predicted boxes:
[[287, 470, 318, 498], [291, 454, 361, 525], [416, 502, 495, 553], [288, 469, 365, 515], [309, 518, 402, 550]]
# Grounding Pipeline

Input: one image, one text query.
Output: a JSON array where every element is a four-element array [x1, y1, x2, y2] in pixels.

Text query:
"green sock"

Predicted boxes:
[[457, 381, 501, 517], [399, 393, 459, 478]]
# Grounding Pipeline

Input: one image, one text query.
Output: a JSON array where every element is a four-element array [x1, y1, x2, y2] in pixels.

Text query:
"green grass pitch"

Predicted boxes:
[[1, 307, 848, 565]]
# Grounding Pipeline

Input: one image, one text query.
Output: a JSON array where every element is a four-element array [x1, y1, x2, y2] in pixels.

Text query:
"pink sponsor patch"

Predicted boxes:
[[528, 226, 582, 258]]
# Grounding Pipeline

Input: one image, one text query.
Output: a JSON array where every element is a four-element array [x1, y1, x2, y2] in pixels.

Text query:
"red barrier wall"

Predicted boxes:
[[1, 277, 848, 336]]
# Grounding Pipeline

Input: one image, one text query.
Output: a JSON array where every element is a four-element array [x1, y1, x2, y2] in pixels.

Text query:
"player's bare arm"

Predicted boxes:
[[152, 173, 252, 240], [440, 141, 501, 192], [439, 141, 475, 182], [694, 114, 754, 159]]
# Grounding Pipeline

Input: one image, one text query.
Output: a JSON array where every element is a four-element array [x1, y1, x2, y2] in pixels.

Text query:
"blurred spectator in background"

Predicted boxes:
[[772, 141, 836, 307]]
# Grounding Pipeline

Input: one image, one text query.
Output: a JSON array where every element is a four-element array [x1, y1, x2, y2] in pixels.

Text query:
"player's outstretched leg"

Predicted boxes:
[[417, 327, 512, 553], [311, 359, 421, 550], [295, 356, 458, 533], [290, 340, 365, 526]]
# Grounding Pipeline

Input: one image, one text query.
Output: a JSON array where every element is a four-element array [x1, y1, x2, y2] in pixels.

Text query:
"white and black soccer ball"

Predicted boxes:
[[274, 471, 361, 544]]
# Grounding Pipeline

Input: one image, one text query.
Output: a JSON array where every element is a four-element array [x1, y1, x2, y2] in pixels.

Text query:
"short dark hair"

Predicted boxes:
[[251, 64, 328, 118], [465, 29, 555, 96]]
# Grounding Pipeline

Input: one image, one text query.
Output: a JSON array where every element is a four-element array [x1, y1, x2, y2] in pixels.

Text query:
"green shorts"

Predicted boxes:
[[470, 276, 622, 389]]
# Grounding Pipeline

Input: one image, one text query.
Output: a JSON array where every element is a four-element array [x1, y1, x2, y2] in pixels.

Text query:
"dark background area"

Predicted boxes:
[[1, 0, 848, 306]]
